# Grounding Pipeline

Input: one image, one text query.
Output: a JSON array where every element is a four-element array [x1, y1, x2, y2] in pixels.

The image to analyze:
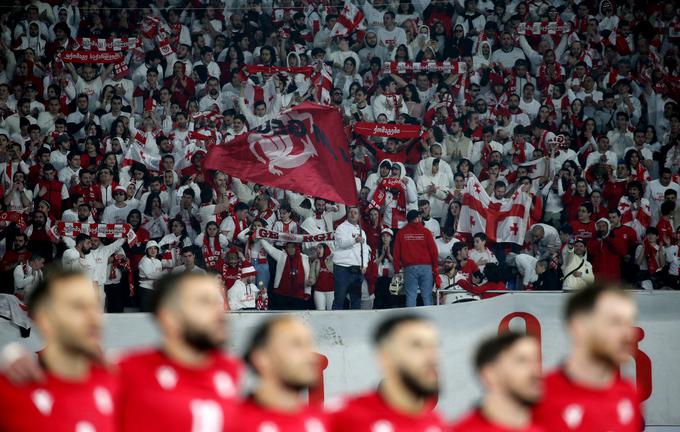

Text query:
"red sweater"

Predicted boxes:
[[570, 220, 596, 239], [587, 235, 627, 280], [393, 222, 439, 273]]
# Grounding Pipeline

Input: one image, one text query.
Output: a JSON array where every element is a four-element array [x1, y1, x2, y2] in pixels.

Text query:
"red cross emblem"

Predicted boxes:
[[469, 216, 476, 226], [510, 223, 520, 235]]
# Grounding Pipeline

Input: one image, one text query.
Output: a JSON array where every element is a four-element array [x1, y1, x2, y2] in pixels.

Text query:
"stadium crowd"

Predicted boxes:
[[0, 0, 679, 312]]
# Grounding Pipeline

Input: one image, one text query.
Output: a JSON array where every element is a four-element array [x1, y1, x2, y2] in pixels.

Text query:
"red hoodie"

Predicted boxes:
[[393, 222, 438, 274]]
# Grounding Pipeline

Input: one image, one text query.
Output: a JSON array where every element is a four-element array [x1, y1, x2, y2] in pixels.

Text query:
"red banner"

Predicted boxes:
[[0, 211, 27, 231], [353, 122, 422, 138], [243, 65, 315, 76], [204, 102, 357, 205], [60, 51, 124, 63]]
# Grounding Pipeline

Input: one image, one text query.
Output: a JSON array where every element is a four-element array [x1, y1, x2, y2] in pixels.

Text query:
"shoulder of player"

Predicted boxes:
[[210, 352, 244, 376], [324, 391, 376, 414], [113, 348, 164, 370], [449, 409, 482, 431]]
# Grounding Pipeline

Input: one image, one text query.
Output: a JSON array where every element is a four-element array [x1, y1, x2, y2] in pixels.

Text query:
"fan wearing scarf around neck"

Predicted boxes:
[[258, 238, 311, 310]]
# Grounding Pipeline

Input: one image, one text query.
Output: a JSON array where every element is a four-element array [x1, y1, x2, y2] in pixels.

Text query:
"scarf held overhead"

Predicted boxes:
[[49, 222, 137, 245], [59, 51, 124, 63], [255, 227, 334, 243], [353, 122, 422, 139], [382, 61, 467, 74]]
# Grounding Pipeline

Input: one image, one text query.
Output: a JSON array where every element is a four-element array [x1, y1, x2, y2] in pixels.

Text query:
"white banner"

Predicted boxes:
[[1, 293, 679, 425]]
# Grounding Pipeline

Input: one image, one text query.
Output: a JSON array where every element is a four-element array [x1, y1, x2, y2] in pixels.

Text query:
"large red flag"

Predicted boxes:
[[204, 102, 358, 205]]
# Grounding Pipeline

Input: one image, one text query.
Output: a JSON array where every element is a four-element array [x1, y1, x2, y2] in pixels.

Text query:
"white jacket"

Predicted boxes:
[[561, 246, 594, 291], [286, 190, 346, 233], [228, 280, 259, 310], [138, 256, 164, 290], [332, 220, 370, 269], [13, 263, 42, 297], [85, 238, 126, 287], [260, 240, 310, 290]]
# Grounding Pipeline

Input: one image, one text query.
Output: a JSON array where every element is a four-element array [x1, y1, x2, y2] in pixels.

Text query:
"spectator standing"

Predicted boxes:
[[393, 210, 439, 307], [332, 206, 369, 310]]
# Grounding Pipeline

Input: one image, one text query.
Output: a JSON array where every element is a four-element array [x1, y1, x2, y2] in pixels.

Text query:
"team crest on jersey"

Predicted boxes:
[[371, 420, 394, 432], [156, 365, 178, 390], [258, 421, 279, 432], [305, 418, 326, 432], [213, 371, 236, 398], [31, 389, 53, 415], [94, 386, 113, 415], [75, 421, 96, 432], [618, 398, 634, 424], [563, 404, 584, 429]]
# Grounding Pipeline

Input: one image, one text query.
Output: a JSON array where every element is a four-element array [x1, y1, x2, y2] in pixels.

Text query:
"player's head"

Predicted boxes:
[[27, 266, 102, 359], [244, 316, 319, 391], [565, 282, 636, 366], [149, 273, 227, 352], [474, 332, 542, 406], [373, 314, 439, 398]]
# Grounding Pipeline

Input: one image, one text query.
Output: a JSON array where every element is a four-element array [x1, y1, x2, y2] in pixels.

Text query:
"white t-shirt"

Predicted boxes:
[[376, 27, 407, 48]]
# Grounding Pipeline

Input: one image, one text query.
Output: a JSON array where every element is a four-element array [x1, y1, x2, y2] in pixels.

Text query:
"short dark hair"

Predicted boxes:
[[564, 282, 632, 322], [474, 331, 531, 370], [372, 314, 429, 346], [243, 316, 294, 372], [27, 266, 87, 317], [148, 272, 205, 315]]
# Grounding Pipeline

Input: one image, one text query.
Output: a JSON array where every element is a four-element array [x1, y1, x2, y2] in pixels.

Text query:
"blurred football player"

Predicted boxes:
[[227, 315, 328, 431], [451, 332, 543, 431], [329, 314, 446, 431], [117, 272, 242, 431], [0, 267, 117, 431], [533, 282, 642, 431]]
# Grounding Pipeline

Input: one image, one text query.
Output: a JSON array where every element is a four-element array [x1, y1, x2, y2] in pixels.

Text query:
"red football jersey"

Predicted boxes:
[[329, 391, 446, 432], [116, 349, 242, 432], [224, 397, 330, 432], [451, 408, 545, 432], [533, 369, 643, 432], [0, 363, 118, 432]]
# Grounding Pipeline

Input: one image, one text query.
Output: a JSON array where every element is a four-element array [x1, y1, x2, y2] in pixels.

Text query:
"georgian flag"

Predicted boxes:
[[123, 142, 160, 172], [330, 1, 366, 37], [312, 65, 333, 105], [457, 176, 532, 245]]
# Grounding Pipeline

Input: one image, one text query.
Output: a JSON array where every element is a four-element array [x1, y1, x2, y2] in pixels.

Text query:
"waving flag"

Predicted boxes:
[[123, 142, 160, 172], [204, 102, 357, 205], [330, 1, 366, 37], [457, 176, 531, 245]]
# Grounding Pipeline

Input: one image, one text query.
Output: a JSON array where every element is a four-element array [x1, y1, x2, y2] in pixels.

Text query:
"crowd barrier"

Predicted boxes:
[[1, 292, 679, 425]]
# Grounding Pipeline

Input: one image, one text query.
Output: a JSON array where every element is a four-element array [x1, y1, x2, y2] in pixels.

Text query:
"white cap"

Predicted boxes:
[[146, 240, 159, 251]]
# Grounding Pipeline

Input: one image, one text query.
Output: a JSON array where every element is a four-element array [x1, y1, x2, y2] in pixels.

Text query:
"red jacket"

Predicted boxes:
[[393, 221, 438, 274], [587, 235, 627, 280]]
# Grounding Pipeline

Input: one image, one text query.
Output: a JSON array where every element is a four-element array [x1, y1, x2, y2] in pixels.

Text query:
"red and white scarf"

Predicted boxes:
[[48, 222, 137, 245], [72, 37, 140, 51], [382, 61, 466, 74], [368, 177, 407, 228], [202, 235, 223, 269]]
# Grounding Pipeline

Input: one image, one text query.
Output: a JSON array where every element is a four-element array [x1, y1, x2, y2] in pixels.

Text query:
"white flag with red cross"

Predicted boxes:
[[330, 1, 366, 37], [457, 176, 531, 245]]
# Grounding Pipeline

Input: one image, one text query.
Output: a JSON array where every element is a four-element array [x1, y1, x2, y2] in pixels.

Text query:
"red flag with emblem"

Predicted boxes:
[[204, 102, 357, 205], [457, 176, 531, 245]]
